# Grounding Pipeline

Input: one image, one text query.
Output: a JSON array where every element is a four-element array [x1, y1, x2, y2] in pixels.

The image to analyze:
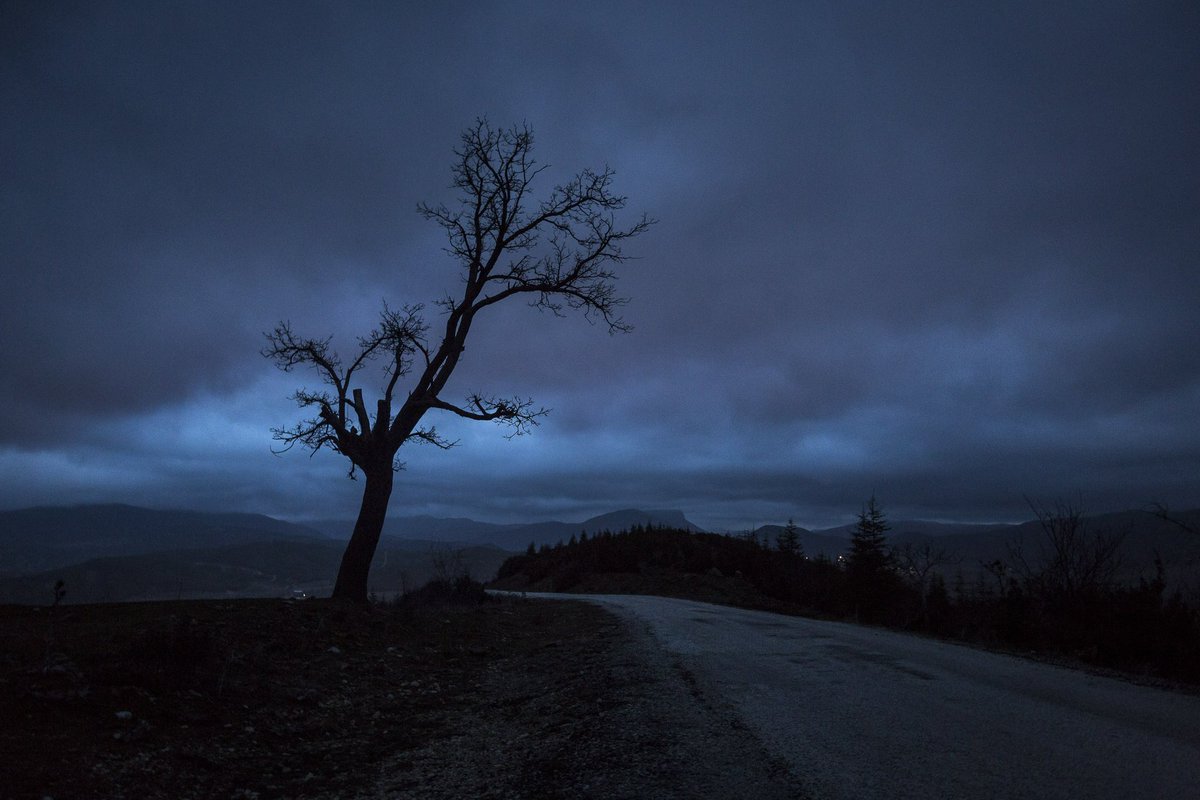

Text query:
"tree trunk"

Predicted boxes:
[[331, 467, 394, 603]]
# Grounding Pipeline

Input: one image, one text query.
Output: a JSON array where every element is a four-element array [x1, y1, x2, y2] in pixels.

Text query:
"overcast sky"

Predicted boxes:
[[2, 1, 1197, 531]]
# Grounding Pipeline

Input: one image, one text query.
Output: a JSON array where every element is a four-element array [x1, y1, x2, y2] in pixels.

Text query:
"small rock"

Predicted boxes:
[[328, 646, 342, 654], [115, 710, 133, 721]]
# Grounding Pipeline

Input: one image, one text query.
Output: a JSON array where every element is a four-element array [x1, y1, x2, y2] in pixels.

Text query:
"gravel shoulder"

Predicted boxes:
[[371, 596, 802, 799]]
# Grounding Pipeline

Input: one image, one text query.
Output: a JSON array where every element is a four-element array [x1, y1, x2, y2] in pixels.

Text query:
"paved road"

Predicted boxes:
[[515, 592, 1200, 799]]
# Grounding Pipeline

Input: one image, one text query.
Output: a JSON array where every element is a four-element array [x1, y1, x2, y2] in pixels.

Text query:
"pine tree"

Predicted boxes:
[[845, 495, 895, 620], [848, 496, 889, 573], [776, 518, 802, 557]]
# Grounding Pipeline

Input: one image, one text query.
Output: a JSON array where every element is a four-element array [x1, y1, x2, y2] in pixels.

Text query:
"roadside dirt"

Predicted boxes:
[[491, 570, 821, 618], [0, 596, 801, 799]]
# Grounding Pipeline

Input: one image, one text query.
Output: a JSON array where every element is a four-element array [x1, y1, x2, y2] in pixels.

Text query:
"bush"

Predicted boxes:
[[399, 575, 491, 606]]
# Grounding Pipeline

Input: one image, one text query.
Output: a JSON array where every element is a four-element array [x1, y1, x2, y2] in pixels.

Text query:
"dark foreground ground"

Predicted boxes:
[[0, 596, 798, 800]]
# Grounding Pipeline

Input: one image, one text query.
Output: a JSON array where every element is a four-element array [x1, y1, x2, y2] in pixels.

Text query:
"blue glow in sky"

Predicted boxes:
[[1, 1, 1197, 531]]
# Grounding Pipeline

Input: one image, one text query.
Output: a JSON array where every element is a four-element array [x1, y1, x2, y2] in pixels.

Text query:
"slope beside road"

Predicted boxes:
[[515, 592, 1200, 800]]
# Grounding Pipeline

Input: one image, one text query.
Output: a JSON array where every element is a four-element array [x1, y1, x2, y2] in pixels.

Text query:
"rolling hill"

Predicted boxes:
[[0, 536, 510, 605], [0, 504, 700, 604], [303, 508, 702, 551], [755, 509, 1200, 588], [5, 503, 1193, 604], [0, 504, 326, 574]]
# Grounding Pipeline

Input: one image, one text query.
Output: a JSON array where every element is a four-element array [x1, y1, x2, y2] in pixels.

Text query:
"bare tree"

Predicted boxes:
[[894, 541, 955, 622], [1009, 498, 1125, 605], [265, 120, 653, 603], [1149, 501, 1198, 535]]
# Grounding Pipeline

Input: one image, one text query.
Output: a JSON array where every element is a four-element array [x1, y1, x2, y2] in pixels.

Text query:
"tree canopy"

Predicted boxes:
[[265, 120, 653, 602]]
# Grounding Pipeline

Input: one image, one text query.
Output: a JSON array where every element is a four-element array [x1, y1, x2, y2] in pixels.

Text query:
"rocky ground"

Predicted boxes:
[[0, 595, 802, 799]]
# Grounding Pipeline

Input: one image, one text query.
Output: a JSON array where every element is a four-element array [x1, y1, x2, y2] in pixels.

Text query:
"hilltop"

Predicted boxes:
[[491, 517, 1200, 685], [304, 508, 701, 551]]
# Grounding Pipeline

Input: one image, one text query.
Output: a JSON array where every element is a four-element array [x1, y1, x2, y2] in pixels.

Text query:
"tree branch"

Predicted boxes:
[[427, 393, 547, 436], [267, 119, 647, 478]]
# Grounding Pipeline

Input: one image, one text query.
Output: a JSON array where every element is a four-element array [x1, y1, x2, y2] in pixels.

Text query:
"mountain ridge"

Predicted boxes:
[[751, 508, 1200, 590], [303, 507, 703, 551], [0, 538, 510, 605], [0, 504, 704, 587], [5, 504, 1195, 601], [0, 503, 325, 574]]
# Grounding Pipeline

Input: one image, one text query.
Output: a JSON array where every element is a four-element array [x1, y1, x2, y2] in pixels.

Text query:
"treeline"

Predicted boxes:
[[495, 500, 1200, 683]]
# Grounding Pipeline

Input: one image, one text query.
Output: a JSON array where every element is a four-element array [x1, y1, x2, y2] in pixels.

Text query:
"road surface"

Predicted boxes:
[[513, 592, 1200, 799]]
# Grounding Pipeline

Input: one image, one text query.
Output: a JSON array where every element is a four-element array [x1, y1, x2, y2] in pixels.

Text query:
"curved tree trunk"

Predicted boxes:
[[331, 467, 394, 603]]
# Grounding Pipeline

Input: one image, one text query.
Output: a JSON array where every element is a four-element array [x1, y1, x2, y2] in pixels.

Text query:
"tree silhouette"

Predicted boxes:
[[846, 495, 894, 620], [776, 518, 802, 558], [847, 496, 890, 571], [265, 120, 653, 602], [894, 541, 955, 626]]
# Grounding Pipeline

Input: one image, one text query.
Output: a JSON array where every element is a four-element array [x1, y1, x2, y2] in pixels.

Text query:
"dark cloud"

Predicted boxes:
[[1, 1, 1197, 530]]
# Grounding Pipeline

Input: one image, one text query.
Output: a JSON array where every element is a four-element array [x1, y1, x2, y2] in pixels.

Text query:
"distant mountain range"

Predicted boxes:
[[0, 504, 699, 604], [2, 503, 1195, 604], [750, 519, 1018, 561], [0, 504, 325, 574], [753, 509, 1200, 589], [0, 538, 512, 606], [304, 508, 702, 552]]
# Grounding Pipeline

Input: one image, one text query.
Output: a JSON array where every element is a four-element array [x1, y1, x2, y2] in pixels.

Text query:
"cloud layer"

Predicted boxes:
[[2, 1, 1197, 530]]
